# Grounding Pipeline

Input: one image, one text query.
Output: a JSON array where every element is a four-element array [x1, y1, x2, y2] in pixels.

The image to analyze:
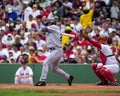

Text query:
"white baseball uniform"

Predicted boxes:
[[97, 44, 119, 74], [14, 66, 33, 84]]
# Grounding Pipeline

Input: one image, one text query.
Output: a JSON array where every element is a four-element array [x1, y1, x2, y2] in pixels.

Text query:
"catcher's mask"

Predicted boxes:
[[97, 36, 108, 44]]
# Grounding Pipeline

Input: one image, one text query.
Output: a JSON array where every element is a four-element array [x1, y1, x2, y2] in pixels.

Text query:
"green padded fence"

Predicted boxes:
[[0, 64, 120, 84]]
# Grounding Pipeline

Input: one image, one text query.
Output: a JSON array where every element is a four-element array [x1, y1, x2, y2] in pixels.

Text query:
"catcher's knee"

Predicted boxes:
[[91, 63, 97, 70], [97, 67, 106, 75]]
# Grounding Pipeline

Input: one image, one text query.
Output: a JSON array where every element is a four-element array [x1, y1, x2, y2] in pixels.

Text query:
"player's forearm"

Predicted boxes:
[[89, 39, 101, 49], [47, 25, 59, 32], [26, 74, 33, 78], [41, 26, 48, 32], [15, 75, 23, 78], [15, 74, 20, 77], [62, 33, 75, 38]]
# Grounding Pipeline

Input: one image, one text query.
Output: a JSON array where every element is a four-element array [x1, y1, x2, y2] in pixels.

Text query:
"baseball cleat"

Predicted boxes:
[[34, 81, 46, 86], [68, 75, 74, 86], [96, 80, 110, 85], [110, 81, 119, 86]]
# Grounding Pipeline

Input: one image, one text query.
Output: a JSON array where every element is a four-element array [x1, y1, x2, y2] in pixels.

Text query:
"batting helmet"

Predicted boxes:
[[44, 19, 56, 26]]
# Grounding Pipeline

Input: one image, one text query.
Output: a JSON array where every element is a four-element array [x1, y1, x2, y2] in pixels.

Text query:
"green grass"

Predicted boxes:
[[0, 89, 120, 96]]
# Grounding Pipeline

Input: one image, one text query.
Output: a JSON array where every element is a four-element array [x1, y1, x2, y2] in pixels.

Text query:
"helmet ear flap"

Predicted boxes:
[[43, 21, 48, 26], [44, 19, 56, 26], [51, 20, 56, 25]]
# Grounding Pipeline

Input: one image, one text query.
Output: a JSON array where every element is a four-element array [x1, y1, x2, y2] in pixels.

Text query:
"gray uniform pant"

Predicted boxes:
[[40, 48, 70, 82]]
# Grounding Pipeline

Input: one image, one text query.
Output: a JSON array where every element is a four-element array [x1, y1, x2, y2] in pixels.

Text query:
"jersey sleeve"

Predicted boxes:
[[41, 26, 48, 32], [15, 68, 21, 76], [47, 25, 59, 33], [28, 67, 33, 75]]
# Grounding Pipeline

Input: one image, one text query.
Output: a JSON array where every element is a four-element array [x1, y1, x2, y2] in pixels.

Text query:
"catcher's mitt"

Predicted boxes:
[[81, 29, 89, 40]]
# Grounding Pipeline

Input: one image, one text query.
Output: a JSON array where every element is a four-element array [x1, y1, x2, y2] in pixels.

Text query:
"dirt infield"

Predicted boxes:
[[0, 84, 120, 96], [0, 84, 120, 90]]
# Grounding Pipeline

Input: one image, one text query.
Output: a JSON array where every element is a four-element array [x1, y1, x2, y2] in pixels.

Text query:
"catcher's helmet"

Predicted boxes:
[[44, 19, 56, 26]]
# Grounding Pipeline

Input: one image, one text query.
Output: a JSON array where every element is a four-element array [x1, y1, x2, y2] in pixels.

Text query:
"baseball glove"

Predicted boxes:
[[81, 29, 89, 40]]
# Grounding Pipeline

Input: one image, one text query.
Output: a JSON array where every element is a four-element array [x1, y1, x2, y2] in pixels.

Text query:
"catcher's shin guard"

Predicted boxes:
[[98, 66, 116, 82], [91, 63, 106, 82]]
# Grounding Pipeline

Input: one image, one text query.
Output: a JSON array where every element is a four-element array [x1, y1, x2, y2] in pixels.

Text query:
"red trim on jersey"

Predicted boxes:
[[89, 39, 106, 65], [99, 51, 107, 65]]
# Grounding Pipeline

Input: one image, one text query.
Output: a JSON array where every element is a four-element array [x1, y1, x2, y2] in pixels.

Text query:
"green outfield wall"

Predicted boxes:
[[0, 64, 120, 84]]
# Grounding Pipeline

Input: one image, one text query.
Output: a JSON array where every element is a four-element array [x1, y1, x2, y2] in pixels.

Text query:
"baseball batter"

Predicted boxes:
[[82, 30, 119, 86], [34, 19, 74, 86]]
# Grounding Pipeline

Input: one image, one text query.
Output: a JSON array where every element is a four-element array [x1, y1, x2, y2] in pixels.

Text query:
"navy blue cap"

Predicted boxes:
[[2, 55, 7, 59]]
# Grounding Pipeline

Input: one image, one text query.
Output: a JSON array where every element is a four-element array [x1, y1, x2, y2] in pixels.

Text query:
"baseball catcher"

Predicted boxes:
[[82, 29, 120, 86]]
